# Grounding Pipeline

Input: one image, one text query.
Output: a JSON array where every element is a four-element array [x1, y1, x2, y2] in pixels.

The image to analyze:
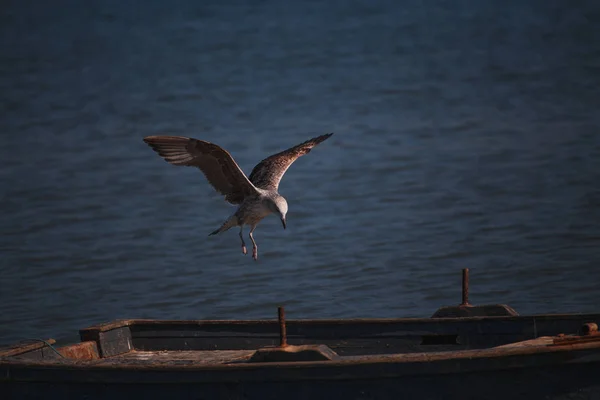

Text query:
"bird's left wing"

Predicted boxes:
[[248, 133, 333, 191], [143, 136, 258, 204]]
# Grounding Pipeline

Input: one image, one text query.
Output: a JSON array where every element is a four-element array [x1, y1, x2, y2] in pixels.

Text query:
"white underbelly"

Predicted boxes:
[[241, 203, 272, 225]]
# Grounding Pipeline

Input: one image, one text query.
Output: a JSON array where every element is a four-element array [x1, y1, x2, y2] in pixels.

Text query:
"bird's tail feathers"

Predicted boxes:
[[208, 215, 239, 236]]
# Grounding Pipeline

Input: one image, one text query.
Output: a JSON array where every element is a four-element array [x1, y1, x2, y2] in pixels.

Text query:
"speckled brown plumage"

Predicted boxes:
[[248, 133, 333, 191]]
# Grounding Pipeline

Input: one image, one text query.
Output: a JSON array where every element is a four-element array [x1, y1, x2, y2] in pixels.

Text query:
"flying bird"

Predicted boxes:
[[143, 133, 333, 261]]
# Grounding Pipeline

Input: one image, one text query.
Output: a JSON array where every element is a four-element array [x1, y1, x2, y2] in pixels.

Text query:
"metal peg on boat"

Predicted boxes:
[[278, 306, 288, 347], [461, 268, 471, 307]]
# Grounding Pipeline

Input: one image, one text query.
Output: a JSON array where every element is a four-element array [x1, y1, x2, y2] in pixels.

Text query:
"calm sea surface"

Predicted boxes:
[[1, 0, 600, 345]]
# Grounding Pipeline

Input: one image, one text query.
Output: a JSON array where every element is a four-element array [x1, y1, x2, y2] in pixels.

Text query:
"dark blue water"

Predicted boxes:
[[1, 0, 600, 345]]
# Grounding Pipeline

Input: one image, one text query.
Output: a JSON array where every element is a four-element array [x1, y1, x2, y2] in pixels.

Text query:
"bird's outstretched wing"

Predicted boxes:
[[248, 133, 333, 191], [143, 136, 258, 204]]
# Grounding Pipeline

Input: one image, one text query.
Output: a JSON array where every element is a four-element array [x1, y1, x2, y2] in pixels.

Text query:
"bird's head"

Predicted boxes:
[[267, 196, 288, 229]]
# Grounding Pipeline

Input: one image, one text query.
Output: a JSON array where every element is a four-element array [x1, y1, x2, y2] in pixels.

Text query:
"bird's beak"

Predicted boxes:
[[281, 217, 286, 230]]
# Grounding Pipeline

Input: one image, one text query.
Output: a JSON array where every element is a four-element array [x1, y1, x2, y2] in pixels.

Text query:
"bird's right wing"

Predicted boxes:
[[248, 133, 333, 191], [143, 136, 258, 204]]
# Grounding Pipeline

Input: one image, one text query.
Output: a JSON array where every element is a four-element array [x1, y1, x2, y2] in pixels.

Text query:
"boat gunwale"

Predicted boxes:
[[79, 312, 600, 333]]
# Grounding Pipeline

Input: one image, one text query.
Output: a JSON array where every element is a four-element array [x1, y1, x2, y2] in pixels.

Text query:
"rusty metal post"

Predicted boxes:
[[461, 268, 470, 306], [278, 306, 287, 347]]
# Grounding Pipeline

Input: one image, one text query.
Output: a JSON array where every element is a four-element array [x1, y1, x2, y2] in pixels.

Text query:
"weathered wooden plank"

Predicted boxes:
[[249, 345, 340, 363], [77, 314, 600, 350], [128, 315, 599, 338], [12, 342, 100, 361], [130, 335, 473, 356], [102, 350, 255, 365], [494, 337, 554, 349], [552, 333, 600, 346], [3, 341, 600, 380], [79, 319, 134, 333], [431, 304, 519, 318], [0, 339, 56, 358], [57, 341, 99, 360]]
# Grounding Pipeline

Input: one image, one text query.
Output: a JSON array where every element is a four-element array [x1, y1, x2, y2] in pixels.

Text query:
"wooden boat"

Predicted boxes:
[[2, 271, 600, 400]]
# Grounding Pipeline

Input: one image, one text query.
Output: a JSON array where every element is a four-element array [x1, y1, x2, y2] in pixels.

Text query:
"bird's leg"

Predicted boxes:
[[249, 225, 258, 261], [239, 226, 247, 255]]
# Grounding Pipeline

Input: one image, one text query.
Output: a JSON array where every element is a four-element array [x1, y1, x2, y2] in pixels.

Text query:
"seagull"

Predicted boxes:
[[143, 133, 333, 261]]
